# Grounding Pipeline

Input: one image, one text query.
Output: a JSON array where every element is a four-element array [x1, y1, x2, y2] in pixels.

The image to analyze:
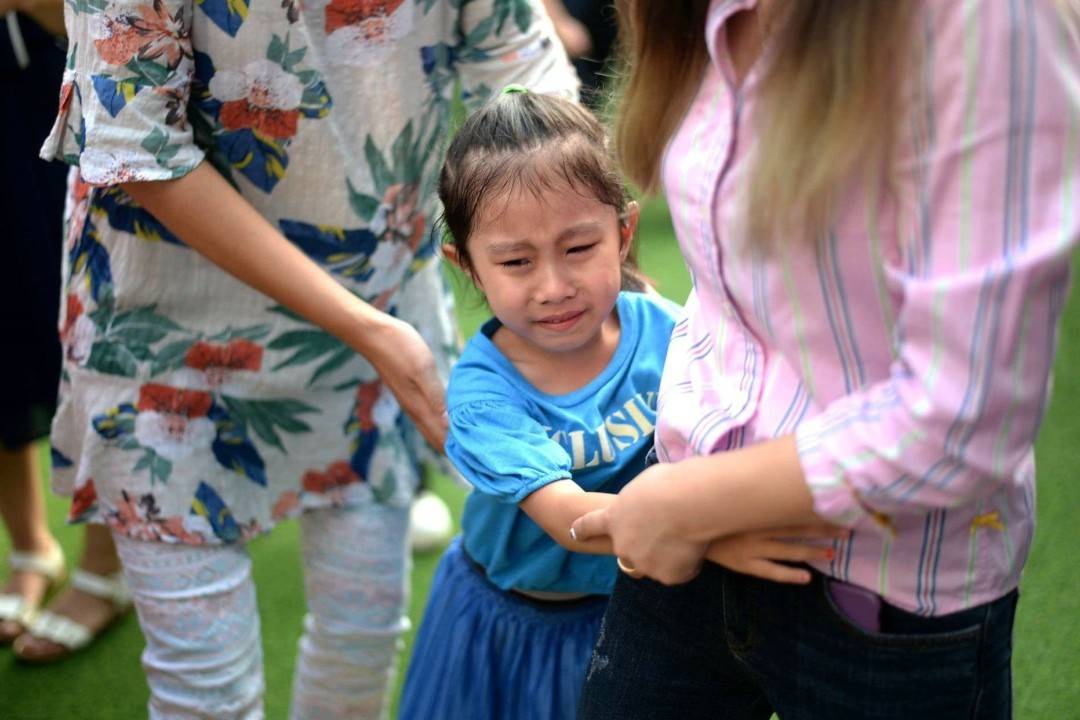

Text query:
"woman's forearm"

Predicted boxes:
[[120, 161, 390, 357], [121, 161, 450, 450], [668, 435, 823, 542]]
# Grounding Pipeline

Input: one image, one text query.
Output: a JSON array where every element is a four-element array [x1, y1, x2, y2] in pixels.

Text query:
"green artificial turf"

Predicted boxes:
[[2, 199, 1077, 718]]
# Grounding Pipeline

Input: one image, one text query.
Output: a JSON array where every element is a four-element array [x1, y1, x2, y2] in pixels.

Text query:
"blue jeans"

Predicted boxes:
[[578, 563, 1018, 719]]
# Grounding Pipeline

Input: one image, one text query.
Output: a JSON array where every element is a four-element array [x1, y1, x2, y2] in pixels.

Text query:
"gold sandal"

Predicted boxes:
[[0, 543, 66, 644]]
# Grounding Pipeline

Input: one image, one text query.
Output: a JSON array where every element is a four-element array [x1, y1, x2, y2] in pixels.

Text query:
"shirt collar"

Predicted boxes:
[[705, 0, 759, 69]]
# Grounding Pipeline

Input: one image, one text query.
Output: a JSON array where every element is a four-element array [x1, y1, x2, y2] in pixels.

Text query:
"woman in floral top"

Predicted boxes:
[[36, 0, 577, 715]]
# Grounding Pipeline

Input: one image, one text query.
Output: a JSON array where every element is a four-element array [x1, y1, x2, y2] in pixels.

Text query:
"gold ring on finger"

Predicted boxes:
[[616, 557, 641, 577]]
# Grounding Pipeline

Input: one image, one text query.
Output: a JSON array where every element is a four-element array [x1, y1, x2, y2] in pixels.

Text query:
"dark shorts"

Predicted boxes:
[[1, 15, 67, 448]]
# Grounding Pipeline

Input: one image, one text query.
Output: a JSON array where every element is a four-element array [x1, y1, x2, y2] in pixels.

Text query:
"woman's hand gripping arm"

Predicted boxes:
[[571, 435, 839, 584]]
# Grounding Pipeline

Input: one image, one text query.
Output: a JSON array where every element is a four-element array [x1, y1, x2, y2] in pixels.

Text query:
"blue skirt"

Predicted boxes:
[[400, 537, 608, 720]]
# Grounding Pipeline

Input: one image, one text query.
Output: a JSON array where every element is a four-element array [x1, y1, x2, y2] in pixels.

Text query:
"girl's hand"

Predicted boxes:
[[704, 524, 847, 584], [571, 462, 709, 586], [364, 315, 448, 452]]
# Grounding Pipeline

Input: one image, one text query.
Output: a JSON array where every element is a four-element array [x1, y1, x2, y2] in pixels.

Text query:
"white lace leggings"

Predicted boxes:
[[113, 503, 410, 720]]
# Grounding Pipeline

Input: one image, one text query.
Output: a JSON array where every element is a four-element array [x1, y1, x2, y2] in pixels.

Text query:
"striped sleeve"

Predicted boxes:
[[796, 0, 1080, 525]]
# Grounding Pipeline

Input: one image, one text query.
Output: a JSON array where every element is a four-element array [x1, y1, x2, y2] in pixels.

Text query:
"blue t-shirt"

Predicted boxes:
[[447, 291, 680, 595]]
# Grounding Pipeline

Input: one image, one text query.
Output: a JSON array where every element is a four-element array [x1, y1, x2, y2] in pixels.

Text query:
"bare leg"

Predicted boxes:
[[0, 443, 61, 640]]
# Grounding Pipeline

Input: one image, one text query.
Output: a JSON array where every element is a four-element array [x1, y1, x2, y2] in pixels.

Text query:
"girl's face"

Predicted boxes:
[[449, 180, 638, 359]]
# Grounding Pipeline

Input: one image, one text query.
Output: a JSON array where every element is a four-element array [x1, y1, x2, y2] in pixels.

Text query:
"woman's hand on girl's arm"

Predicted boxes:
[[568, 466, 710, 585], [519, 480, 615, 555], [571, 435, 830, 584], [121, 162, 448, 450]]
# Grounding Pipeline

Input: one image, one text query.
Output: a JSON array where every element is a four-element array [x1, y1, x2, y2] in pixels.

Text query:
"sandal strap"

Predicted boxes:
[[24, 610, 92, 650], [70, 569, 132, 608], [0, 594, 35, 625], [9, 544, 66, 582]]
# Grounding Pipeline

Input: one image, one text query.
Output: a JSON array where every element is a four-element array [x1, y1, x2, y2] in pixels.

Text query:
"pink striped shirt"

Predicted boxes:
[[657, 0, 1080, 615]]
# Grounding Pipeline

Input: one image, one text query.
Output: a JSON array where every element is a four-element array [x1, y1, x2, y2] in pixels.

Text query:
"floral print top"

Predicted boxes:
[[40, 0, 577, 545]]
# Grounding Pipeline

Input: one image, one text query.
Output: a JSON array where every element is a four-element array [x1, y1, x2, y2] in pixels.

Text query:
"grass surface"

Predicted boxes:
[[2, 199, 1077, 718]]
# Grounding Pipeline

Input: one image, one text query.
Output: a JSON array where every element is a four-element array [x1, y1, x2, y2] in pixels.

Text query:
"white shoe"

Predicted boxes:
[[410, 491, 453, 553], [0, 543, 66, 642], [12, 568, 132, 663]]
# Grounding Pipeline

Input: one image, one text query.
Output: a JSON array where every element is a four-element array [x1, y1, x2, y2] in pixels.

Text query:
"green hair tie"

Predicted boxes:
[[501, 83, 528, 95]]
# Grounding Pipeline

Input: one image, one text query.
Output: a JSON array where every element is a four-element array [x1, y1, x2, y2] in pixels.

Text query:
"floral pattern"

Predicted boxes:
[[190, 35, 333, 193], [325, 0, 413, 66], [132, 384, 215, 462], [92, 0, 190, 69], [212, 60, 305, 139], [41, 0, 577, 545]]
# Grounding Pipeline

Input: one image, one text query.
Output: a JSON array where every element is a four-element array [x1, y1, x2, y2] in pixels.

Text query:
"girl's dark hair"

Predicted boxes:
[[438, 91, 646, 291]]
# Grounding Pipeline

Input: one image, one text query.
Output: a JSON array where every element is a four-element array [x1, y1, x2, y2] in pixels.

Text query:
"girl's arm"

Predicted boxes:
[[520, 480, 614, 555], [122, 162, 448, 450]]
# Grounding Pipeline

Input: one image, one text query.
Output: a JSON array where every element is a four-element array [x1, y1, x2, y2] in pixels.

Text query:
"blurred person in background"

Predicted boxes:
[[1, 0, 130, 665], [542, 0, 616, 107]]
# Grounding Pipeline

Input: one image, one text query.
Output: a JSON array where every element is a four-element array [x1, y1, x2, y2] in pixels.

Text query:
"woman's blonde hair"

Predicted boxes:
[[610, 1, 916, 243]]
